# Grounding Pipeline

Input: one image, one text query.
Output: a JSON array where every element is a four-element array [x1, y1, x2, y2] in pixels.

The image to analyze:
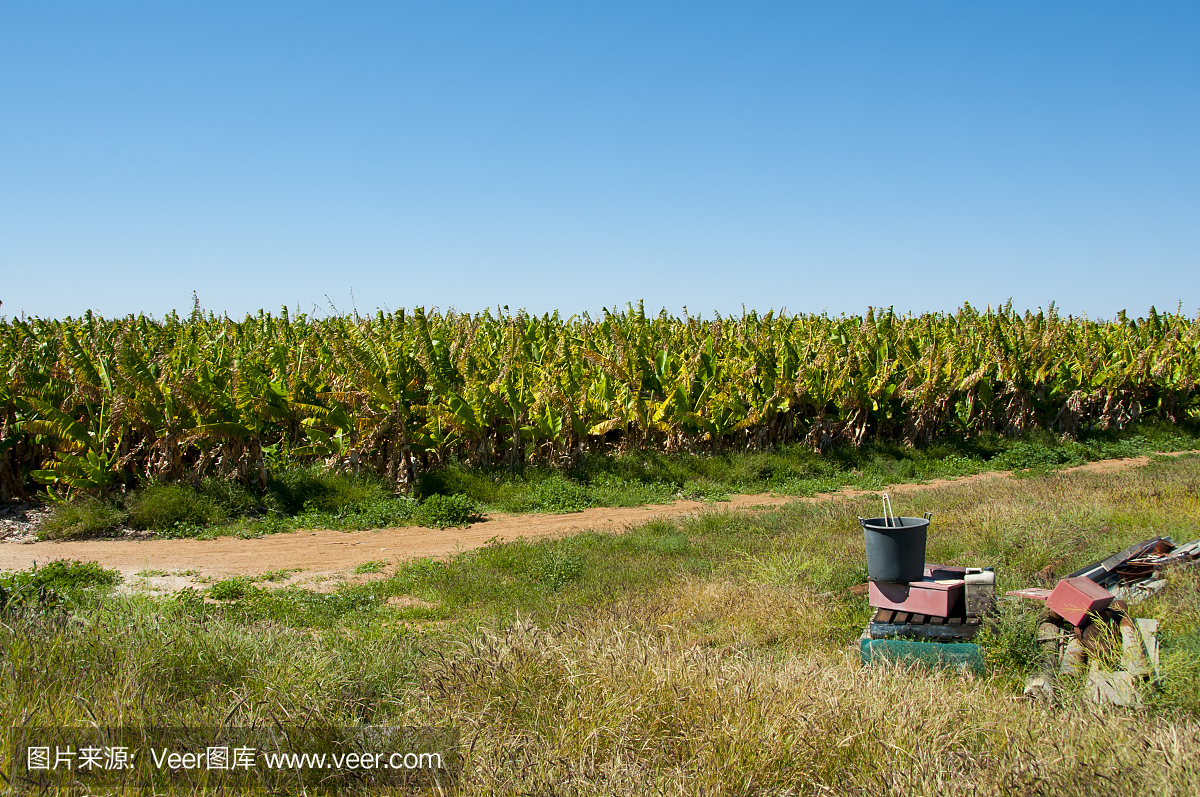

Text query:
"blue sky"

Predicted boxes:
[[2, 2, 1197, 320]]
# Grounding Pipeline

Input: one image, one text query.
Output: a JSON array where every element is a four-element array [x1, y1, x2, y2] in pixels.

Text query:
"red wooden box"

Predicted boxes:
[[1046, 576, 1114, 627], [868, 578, 964, 618]]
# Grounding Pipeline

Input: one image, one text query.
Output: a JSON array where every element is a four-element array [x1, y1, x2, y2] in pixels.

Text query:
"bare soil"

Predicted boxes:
[[0, 454, 1179, 586]]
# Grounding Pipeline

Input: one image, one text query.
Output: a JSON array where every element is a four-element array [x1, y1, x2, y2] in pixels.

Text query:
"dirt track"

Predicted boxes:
[[0, 455, 1175, 585]]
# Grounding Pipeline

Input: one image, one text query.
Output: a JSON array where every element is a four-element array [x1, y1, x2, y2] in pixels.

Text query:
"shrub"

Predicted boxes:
[[196, 476, 260, 516], [268, 466, 392, 514], [126, 484, 227, 530], [38, 499, 127, 539], [414, 494, 482, 528], [415, 466, 500, 503], [530, 478, 593, 513], [993, 441, 1085, 472]]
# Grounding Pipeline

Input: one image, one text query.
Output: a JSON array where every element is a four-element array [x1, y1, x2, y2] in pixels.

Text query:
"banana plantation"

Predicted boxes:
[[1, 302, 1197, 499]]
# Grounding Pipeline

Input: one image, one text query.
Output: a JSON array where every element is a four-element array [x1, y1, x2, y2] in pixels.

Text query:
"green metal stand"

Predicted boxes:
[[860, 636, 985, 674]]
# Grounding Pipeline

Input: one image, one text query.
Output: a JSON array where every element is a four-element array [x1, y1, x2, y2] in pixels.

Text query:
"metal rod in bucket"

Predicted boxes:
[[881, 493, 895, 527]]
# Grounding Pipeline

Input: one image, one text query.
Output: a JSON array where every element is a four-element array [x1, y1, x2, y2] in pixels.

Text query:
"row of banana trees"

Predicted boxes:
[[1, 302, 1197, 498]]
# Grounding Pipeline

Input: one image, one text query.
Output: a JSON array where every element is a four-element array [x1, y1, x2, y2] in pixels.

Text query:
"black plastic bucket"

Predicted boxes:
[[860, 516, 929, 583]]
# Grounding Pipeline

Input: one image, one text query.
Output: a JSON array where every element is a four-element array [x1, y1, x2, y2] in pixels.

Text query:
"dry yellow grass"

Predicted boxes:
[[417, 611, 1199, 795]]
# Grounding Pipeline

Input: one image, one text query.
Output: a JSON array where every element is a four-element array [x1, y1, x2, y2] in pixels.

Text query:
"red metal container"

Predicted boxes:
[[1046, 576, 1114, 627], [868, 577, 964, 618]]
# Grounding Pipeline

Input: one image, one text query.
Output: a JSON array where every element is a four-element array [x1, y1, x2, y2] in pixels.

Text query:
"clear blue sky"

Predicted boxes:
[[2, 2, 1197, 320]]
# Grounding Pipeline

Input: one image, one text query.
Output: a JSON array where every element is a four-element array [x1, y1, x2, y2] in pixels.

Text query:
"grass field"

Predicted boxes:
[[3, 453, 1199, 794]]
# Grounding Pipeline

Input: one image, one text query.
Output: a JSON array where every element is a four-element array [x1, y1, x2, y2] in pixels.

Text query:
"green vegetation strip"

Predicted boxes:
[[36, 419, 1200, 539], [4, 455, 1199, 794]]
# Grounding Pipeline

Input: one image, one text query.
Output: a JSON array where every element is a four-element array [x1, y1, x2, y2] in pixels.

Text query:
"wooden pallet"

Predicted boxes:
[[869, 607, 981, 641]]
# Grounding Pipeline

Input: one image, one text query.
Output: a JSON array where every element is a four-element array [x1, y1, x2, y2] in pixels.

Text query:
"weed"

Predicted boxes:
[[4, 559, 122, 592], [680, 478, 731, 501], [581, 472, 678, 507], [195, 475, 261, 516], [975, 598, 1054, 685], [994, 440, 1086, 473], [0, 560, 122, 611], [295, 498, 417, 532], [209, 577, 254, 601], [529, 549, 585, 590], [32, 420, 1200, 542], [738, 551, 860, 593], [255, 568, 303, 582], [268, 466, 393, 514], [1158, 628, 1200, 714], [171, 586, 205, 610], [228, 513, 295, 537], [415, 466, 499, 502], [1141, 560, 1200, 713], [353, 560, 389, 575], [5, 460, 1200, 795]]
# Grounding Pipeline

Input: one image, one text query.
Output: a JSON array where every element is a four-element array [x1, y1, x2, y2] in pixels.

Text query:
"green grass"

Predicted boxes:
[[1139, 555, 1200, 714], [35, 467, 475, 539], [5, 457, 1200, 793]]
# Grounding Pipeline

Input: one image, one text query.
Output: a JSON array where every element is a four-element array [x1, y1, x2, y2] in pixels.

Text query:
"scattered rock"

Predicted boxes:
[[0, 502, 51, 544]]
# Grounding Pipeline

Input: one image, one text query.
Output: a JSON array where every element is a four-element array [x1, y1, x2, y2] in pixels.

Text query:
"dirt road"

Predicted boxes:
[[0, 455, 1174, 583]]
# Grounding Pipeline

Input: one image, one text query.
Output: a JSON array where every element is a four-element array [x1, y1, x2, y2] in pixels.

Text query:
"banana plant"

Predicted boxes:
[[1, 303, 1198, 490], [24, 397, 122, 496]]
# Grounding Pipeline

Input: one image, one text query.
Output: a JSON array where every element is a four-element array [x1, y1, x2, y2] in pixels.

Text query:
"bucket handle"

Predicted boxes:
[[881, 493, 895, 527], [858, 510, 933, 528]]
